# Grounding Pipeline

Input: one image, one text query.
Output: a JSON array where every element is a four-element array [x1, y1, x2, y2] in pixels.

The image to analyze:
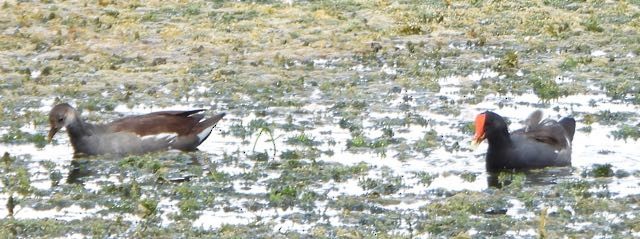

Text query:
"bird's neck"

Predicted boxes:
[[65, 117, 96, 148], [485, 128, 513, 172], [486, 127, 512, 148]]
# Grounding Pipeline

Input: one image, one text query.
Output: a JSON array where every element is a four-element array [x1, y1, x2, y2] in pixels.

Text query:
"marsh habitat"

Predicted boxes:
[[1, 0, 640, 238]]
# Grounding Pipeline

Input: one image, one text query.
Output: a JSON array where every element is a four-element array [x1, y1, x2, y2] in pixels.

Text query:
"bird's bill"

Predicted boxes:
[[471, 113, 487, 148], [471, 133, 485, 148], [47, 127, 60, 143]]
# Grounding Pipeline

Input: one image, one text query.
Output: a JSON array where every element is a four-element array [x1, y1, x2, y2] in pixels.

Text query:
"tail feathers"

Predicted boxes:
[[193, 112, 226, 143], [559, 117, 576, 142], [524, 110, 543, 132]]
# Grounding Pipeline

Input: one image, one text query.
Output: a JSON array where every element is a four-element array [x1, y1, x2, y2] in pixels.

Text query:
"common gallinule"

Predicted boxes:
[[472, 110, 576, 172], [48, 103, 225, 156]]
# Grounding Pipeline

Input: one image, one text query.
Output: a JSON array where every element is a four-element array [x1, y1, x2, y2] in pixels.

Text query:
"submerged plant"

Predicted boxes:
[[611, 124, 640, 141], [413, 129, 440, 155], [249, 119, 279, 159], [585, 164, 615, 178], [530, 77, 564, 102]]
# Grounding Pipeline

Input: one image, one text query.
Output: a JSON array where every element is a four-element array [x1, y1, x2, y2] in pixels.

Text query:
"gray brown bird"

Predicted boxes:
[[48, 103, 225, 156]]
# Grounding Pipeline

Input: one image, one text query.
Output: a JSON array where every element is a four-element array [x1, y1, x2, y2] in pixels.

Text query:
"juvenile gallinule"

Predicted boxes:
[[472, 110, 576, 172], [48, 103, 225, 156]]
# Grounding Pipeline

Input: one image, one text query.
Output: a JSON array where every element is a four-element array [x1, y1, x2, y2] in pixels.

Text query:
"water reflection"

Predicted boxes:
[[66, 160, 95, 184], [487, 167, 575, 188]]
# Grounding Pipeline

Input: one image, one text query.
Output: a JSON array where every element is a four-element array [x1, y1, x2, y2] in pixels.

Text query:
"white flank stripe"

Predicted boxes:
[[142, 133, 178, 143], [197, 125, 215, 143]]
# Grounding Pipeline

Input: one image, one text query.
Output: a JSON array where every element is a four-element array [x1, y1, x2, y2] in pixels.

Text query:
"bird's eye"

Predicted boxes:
[[58, 117, 64, 122]]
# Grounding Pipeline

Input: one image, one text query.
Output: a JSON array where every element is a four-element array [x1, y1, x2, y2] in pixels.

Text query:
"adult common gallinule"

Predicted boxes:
[[472, 110, 576, 172], [48, 103, 225, 156]]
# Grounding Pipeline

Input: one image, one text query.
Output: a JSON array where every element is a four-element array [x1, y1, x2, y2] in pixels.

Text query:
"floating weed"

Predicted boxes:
[[138, 198, 158, 218], [358, 175, 403, 195], [299, 190, 320, 212], [420, 191, 508, 235], [346, 134, 368, 148], [176, 197, 201, 220], [458, 121, 474, 135], [556, 180, 591, 199], [280, 114, 301, 132], [248, 151, 269, 162], [2, 166, 33, 196], [602, 79, 640, 103], [413, 129, 440, 155], [2, 152, 13, 167], [268, 185, 298, 210], [280, 150, 301, 160], [330, 162, 369, 182], [583, 164, 615, 178], [207, 167, 231, 184], [414, 171, 437, 186], [285, 132, 319, 146], [369, 134, 397, 150], [458, 171, 477, 183], [574, 197, 613, 215], [610, 124, 640, 141], [99, 180, 141, 202], [0, 218, 67, 238], [594, 110, 634, 125], [529, 76, 564, 102], [229, 122, 250, 141], [495, 171, 526, 189], [338, 117, 363, 133], [578, 125, 592, 134], [284, 158, 303, 169], [583, 114, 596, 125], [406, 113, 429, 127], [118, 154, 163, 174], [332, 195, 367, 212], [173, 182, 215, 220], [0, 126, 47, 148], [6, 194, 15, 218]]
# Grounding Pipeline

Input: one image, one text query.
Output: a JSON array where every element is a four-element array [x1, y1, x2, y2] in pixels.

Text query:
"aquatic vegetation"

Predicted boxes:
[[584, 164, 615, 178], [611, 124, 640, 141], [1, 0, 640, 238], [530, 76, 564, 101], [0, 127, 47, 148], [413, 130, 440, 155]]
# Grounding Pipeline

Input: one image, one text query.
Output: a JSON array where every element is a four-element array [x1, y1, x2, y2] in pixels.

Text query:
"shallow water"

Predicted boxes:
[[2, 69, 639, 237], [1, 1, 640, 237]]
